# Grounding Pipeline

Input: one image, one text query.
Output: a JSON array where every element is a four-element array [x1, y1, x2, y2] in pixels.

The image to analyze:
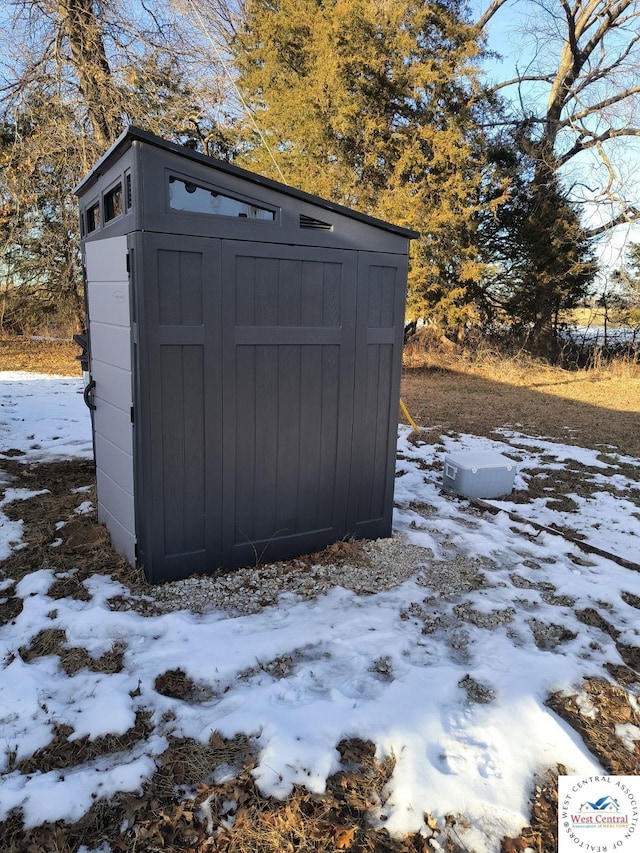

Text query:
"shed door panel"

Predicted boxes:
[[134, 234, 222, 582], [349, 253, 406, 538], [221, 242, 358, 566]]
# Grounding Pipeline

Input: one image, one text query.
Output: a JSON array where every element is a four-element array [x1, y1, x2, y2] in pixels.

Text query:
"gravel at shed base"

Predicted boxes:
[[114, 527, 572, 667], [146, 536, 434, 616]]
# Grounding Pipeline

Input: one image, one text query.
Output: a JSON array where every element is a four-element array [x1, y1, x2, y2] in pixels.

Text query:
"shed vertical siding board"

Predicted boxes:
[[322, 263, 342, 326], [301, 261, 324, 326], [379, 266, 397, 326], [358, 343, 394, 522], [256, 258, 278, 326], [317, 345, 341, 526], [278, 260, 302, 325], [156, 246, 206, 558], [349, 253, 406, 536], [356, 343, 380, 522], [184, 345, 207, 548], [235, 256, 256, 326], [248, 344, 279, 541], [298, 345, 324, 532], [182, 252, 205, 325], [234, 345, 257, 543], [159, 346, 206, 556], [157, 250, 181, 324], [276, 343, 302, 535], [136, 234, 220, 580]]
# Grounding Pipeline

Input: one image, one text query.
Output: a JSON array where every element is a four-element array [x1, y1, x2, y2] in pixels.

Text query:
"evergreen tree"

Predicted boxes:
[[478, 137, 598, 346], [231, 0, 497, 335]]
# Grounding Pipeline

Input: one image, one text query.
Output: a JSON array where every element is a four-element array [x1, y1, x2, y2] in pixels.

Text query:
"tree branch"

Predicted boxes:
[[566, 85, 640, 124], [588, 206, 640, 237], [476, 0, 511, 30], [557, 126, 640, 166]]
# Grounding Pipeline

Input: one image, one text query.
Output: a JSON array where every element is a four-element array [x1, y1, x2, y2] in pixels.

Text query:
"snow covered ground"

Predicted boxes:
[[1, 371, 640, 852]]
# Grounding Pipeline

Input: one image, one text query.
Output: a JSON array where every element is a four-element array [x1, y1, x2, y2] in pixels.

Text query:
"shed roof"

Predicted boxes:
[[74, 126, 420, 240]]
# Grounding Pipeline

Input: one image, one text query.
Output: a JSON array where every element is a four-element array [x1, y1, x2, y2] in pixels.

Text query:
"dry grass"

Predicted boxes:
[[0, 336, 82, 376], [401, 340, 640, 459]]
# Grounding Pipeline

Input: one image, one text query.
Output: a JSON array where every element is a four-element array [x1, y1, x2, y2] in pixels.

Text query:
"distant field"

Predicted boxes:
[[562, 307, 608, 327]]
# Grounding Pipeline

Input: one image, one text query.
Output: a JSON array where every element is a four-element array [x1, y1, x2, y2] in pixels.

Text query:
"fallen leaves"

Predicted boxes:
[[547, 676, 640, 775], [501, 835, 534, 853], [334, 826, 357, 848]]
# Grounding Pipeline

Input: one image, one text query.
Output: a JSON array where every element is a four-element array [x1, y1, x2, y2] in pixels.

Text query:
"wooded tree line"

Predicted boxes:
[[1, 0, 640, 351]]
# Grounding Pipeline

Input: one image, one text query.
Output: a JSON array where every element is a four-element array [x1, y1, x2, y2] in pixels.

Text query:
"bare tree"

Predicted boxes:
[[0, 0, 234, 333], [477, 0, 640, 236]]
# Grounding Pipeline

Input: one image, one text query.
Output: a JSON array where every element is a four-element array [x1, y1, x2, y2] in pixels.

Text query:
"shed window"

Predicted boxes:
[[104, 183, 123, 222], [169, 176, 275, 220], [86, 202, 101, 233]]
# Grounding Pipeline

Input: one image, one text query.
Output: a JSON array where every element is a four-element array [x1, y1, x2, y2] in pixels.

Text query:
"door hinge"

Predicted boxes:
[[130, 406, 135, 423], [126, 252, 130, 273]]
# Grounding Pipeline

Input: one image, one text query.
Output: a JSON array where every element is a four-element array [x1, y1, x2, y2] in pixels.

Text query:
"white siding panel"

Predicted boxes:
[[86, 234, 136, 566], [90, 323, 132, 372], [86, 281, 131, 327], [85, 236, 129, 281], [98, 504, 136, 565], [96, 468, 135, 536], [92, 360, 132, 415], [94, 402, 132, 455], [94, 432, 134, 496]]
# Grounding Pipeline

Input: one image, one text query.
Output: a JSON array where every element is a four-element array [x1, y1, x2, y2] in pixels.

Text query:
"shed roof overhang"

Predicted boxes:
[[73, 125, 420, 241]]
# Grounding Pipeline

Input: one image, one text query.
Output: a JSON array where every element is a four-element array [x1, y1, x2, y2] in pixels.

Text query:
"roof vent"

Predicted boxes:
[[300, 214, 333, 231]]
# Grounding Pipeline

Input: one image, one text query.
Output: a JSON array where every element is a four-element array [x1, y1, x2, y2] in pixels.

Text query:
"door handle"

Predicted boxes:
[[83, 379, 96, 410]]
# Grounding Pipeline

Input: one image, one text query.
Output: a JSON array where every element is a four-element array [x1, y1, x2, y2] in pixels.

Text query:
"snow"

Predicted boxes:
[[1, 370, 640, 851]]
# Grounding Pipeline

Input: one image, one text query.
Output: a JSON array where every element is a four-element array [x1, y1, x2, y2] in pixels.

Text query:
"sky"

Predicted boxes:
[[1, 371, 640, 852]]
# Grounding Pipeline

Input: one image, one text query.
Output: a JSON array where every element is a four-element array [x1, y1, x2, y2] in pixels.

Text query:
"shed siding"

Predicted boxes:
[[85, 236, 135, 563], [159, 345, 206, 556]]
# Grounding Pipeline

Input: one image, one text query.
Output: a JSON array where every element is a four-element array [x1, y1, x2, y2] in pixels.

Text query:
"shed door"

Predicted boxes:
[[135, 234, 358, 581], [220, 241, 358, 568]]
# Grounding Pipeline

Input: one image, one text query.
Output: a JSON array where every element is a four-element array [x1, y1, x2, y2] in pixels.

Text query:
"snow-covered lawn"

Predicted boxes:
[[1, 371, 640, 852]]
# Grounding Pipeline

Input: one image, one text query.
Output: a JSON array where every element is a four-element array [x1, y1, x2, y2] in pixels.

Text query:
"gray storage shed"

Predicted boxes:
[[74, 126, 417, 583]]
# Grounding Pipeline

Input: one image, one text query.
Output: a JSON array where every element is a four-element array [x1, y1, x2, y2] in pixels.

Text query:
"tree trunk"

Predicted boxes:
[[55, 0, 121, 147]]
